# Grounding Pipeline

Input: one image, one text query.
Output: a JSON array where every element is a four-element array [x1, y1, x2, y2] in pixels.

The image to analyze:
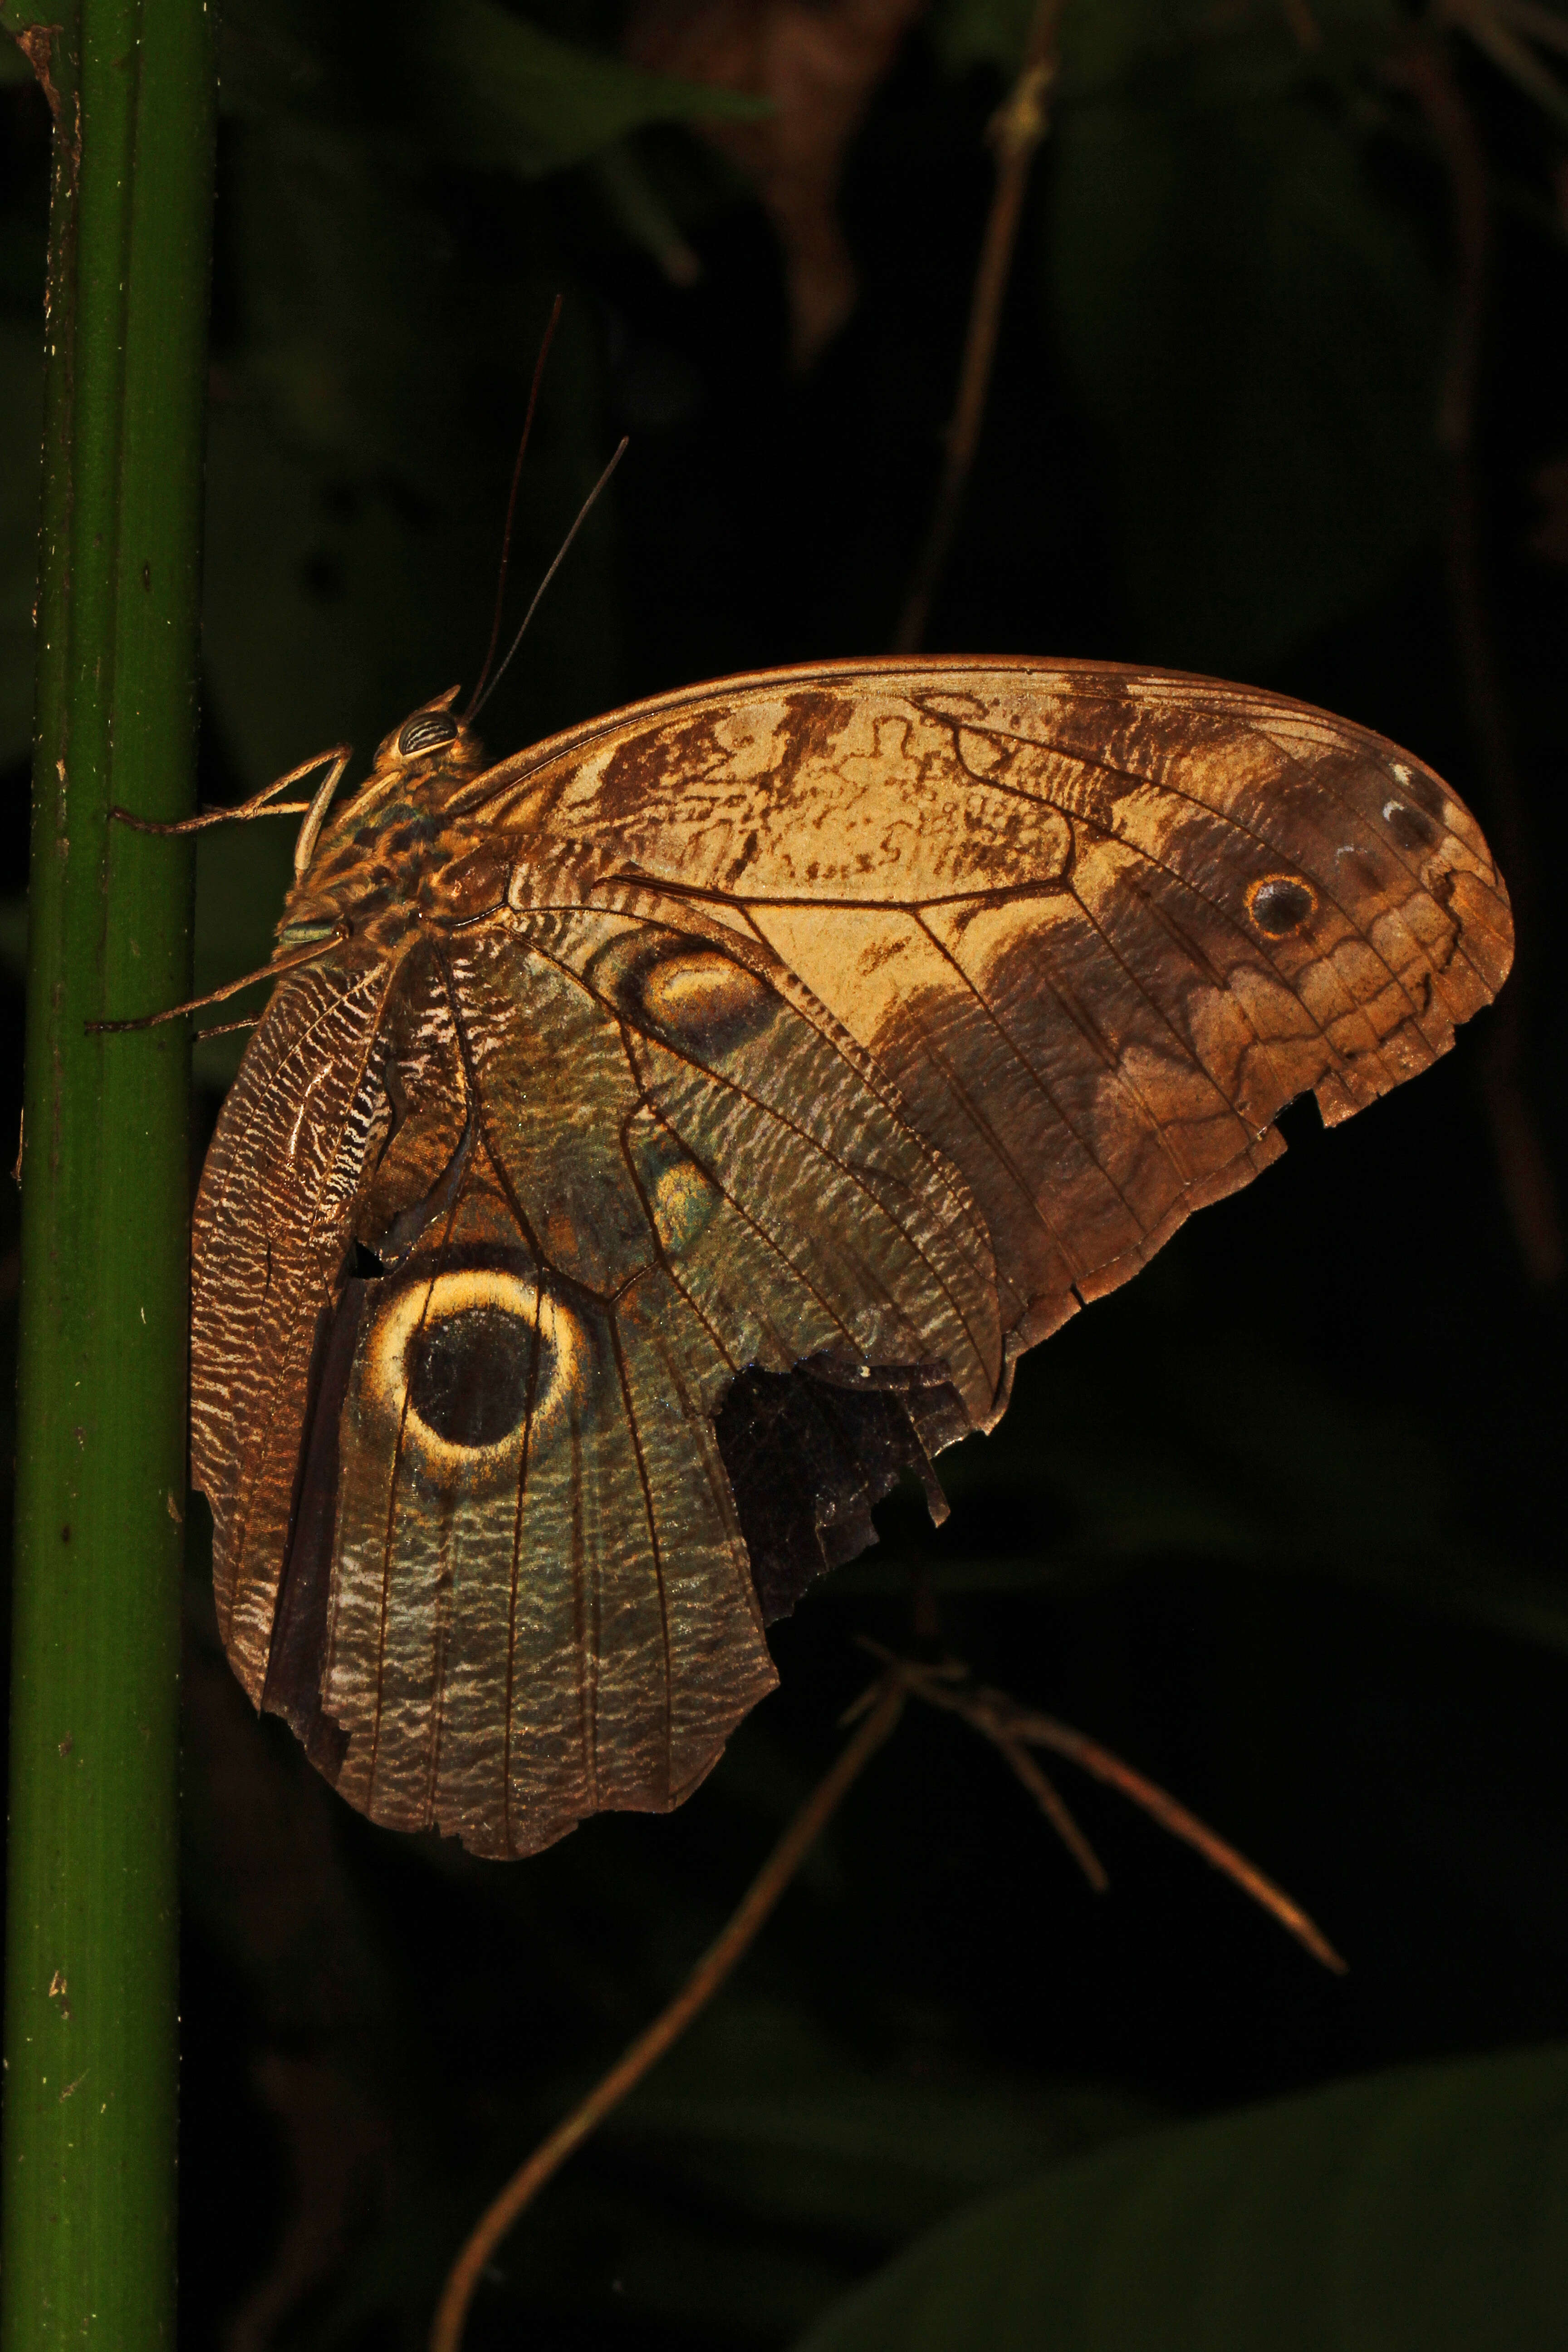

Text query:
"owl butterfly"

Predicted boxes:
[[188, 659, 1511, 1859]]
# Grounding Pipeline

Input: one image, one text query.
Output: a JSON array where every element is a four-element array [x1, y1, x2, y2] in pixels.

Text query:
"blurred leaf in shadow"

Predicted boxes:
[[218, 0, 769, 164], [415, 0, 771, 180], [830, 1300, 1568, 1653], [195, 11, 634, 1066], [794, 2039, 1568, 2351], [320, 1997, 1161, 2346], [1057, 0, 1405, 98], [930, 0, 1441, 673], [932, 0, 1406, 113], [926, 0, 1038, 78], [1044, 59, 1442, 671], [608, 1994, 1161, 2240], [626, 0, 926, 368]]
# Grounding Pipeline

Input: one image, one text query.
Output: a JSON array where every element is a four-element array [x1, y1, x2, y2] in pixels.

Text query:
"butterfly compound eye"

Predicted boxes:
[[397, 711, 460, 758]]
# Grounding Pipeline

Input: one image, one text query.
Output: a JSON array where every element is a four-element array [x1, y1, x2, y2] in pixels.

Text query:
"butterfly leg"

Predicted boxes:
[[109, 743, 353, 864], [93, 748, 354, 1036], [87, 923, 350, 1035]]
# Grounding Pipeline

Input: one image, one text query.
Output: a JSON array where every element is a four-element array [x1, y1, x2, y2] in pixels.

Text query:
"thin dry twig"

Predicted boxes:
[[994, 1732, 1108, 1890], [429, 1679, 906, 2352], [866, 1646, 1346, 1973], [432, 1629, 1346, 2347], [892, 0, 1067, 652]]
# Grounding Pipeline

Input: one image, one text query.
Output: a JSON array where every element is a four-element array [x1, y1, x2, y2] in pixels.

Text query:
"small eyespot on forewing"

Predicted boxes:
[[1247, 875, 1316, 936]]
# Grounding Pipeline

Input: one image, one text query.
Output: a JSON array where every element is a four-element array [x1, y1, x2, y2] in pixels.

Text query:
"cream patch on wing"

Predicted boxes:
[[558, 689, 1079, 901], [627, 1118, 723, 1258], [640, 950, 770, 1036], [745, 904, 952, 1056]]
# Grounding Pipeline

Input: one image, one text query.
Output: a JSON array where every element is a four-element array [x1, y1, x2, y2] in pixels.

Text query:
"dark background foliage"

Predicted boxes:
[[2, 0, 1566, 2343]]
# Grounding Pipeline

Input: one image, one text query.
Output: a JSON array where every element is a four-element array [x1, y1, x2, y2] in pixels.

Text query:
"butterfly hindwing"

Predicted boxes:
[[199, 901, 1001, 1857]]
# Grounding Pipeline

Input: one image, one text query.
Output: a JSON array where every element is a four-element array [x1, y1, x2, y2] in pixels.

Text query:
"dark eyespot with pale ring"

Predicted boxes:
[[1247, 876, 1316, 936], [397, 711, 459, 758], [1382, 799, 1437, 852], [589, 930, 778, 1056], [1396, 765, 1445, 819]]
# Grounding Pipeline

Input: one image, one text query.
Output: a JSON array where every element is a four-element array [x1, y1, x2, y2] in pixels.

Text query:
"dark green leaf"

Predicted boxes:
[[929, 0, 1402, 93], [612, 1996, 1161, 2243], [795, 2042, 1568, 2351], [926, 0, 1039, 78], [0, 2, 56, 37]]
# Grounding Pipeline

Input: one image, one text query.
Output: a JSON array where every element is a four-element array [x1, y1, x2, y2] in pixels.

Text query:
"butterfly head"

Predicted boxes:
[[279, 686, 500, 952], [309, 686, 487, 854]]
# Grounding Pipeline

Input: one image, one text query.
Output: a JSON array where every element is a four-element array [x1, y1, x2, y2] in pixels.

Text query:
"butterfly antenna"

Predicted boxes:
[[469, 437, 629, 725], [462, 294, 564, 724]]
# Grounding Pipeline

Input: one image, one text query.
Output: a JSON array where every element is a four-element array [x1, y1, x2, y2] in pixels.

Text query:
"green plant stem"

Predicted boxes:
[[1, 2, 215, 2344]]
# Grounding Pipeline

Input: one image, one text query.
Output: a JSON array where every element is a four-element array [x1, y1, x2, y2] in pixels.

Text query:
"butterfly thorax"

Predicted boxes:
[[276, 699, 514, 958]]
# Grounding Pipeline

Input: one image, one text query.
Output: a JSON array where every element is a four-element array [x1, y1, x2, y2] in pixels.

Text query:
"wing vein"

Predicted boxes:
[[1008, 727, 1465, 1027], [607, 1306, 675, 1800], [912, 906, 1196, 1222], [501, 1291, 546, 1857]]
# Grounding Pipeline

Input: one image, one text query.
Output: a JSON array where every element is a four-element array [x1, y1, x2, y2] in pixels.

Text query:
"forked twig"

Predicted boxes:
[[431, 1636, 1343, 2348], [993, 1730, 1108, 1890], [892, 0, 1067, 652], [866, 1646, 1346, 1974], [428, 1679, 906, 2352]]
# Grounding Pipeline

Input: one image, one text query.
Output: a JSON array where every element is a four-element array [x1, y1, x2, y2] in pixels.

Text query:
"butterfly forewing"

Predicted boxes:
[[191, 658, 1513, 1857], [482, 660, 1510, 1325]]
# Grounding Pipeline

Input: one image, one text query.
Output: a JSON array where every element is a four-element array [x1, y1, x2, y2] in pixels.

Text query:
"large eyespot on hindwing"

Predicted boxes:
[[361, 1267, 584, 1475], [588, 926, 778, 1058]]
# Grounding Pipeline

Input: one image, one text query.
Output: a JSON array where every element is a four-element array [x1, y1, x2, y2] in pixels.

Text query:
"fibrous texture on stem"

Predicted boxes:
[[1, 1, 215, 2343]]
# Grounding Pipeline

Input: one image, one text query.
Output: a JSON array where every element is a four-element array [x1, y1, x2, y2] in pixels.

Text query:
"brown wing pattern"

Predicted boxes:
[[477, 659, 1512, 1348], [193, 657, 1512, 1860]]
